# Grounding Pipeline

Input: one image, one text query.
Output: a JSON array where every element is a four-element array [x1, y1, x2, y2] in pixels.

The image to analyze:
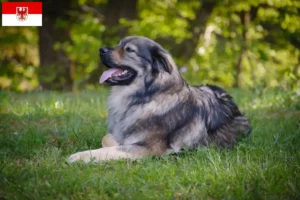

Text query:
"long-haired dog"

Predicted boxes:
[[68, 36, 251, 163]]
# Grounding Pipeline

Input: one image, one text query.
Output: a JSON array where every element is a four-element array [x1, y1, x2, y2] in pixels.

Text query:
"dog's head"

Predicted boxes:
[[99, 36, 175, 86]]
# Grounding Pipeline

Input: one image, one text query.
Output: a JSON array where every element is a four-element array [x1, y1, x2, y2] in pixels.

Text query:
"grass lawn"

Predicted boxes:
[[0, 88, 299, 199]]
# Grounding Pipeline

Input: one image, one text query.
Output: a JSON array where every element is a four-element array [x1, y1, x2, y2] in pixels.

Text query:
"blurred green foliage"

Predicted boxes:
[[0, 0, 299, 91], [0, 27, 39, 91]]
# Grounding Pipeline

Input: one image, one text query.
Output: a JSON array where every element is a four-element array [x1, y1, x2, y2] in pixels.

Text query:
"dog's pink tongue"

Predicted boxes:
[[99, 68, 122, 84]]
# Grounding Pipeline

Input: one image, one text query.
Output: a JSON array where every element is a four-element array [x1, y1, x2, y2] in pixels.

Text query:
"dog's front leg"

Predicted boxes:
[[67, 145, 150, 163], [101, 134, 119, 147]]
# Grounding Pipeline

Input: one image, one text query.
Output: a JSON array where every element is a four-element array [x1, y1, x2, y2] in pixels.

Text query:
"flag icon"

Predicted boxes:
[[2, 2, 42, 26]]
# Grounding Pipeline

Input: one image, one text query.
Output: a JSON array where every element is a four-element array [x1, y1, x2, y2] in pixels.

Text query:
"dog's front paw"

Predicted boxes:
[[67, 151, 93, 163]]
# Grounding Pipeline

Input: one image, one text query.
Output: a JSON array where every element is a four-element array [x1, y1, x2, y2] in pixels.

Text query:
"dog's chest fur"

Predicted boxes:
[[107, 86, 140, 144], [107, 82, 187, 145]]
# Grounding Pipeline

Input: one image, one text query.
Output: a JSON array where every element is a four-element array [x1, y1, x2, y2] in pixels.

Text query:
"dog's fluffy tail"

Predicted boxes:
[[233, 115, 252, 137], [207, 115, 251, 148]]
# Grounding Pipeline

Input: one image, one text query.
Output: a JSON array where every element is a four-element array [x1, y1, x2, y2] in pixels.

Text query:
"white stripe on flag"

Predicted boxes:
[[2, 14, 42, 26]]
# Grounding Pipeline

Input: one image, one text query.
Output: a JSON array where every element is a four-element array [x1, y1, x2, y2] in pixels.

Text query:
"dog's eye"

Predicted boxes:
[[125, 47, 135, 53]]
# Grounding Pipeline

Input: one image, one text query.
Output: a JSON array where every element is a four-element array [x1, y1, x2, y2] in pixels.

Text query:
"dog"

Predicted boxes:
[[68, 36, 251, 163]]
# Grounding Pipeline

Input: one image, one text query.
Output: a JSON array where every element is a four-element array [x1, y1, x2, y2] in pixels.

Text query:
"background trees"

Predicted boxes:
[[0, 0, 299, 91]]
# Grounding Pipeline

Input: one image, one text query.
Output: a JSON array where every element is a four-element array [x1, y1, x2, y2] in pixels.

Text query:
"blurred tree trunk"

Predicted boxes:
[[88, 0, 138, 84], [103, 0, 137, 44], [178, 0, 217, 60], [38, 0, 73, 91], [233, 11, 250, 88], [293, 54, 300, 83], [157, 0, 218, 64]]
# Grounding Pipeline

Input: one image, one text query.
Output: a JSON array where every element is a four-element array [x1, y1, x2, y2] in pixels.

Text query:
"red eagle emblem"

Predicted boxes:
[[16, 7, 28, 21]]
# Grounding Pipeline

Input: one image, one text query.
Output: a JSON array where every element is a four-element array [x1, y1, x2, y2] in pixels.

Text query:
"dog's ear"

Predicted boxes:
[[151, 46, 173, 74]]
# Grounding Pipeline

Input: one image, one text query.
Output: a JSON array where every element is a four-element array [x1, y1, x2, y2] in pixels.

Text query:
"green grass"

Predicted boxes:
[[0, 88, 300, 199]]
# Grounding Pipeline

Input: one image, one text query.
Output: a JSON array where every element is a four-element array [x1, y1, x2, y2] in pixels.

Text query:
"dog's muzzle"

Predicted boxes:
[[99, 47, 137, 85]]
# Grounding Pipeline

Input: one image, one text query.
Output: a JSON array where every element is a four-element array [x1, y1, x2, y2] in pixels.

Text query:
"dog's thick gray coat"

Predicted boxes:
[[68, 36, 251, 163]]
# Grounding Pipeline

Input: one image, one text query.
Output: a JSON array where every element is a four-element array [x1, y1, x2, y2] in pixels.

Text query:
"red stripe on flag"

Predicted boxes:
[[2, 2, 42, 14]]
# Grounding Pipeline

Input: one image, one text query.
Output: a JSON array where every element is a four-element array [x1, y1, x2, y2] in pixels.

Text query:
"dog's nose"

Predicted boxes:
[[100, 48, 108, 55]]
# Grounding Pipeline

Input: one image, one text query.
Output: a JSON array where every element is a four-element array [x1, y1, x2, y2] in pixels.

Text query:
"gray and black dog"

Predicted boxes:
[[68, 36, 251, 163]]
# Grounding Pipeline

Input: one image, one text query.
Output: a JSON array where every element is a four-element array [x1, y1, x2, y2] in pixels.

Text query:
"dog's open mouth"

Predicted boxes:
[[99, 67, 136, 85]]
